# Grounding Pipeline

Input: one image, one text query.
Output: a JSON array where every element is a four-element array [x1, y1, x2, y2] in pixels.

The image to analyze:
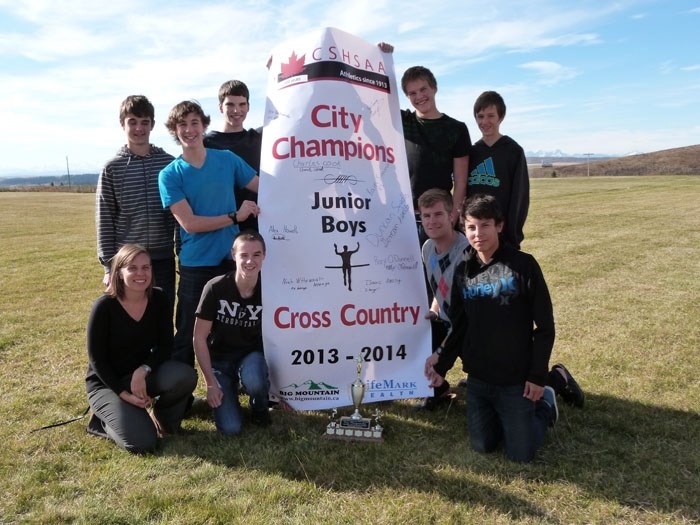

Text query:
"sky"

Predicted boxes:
[[0, 0, 698, 176]]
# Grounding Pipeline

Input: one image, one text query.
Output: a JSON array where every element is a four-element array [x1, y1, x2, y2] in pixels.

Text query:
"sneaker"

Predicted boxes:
[[552, 364, 585, 408], [251, 409, 271, 427], [542, 386, 559, 427], [184, 395, 211, 418], [419, 392, 457, 411], [270, 399, 293, 412], [417, 381, 455, 411], [86, 413, 109, 439]]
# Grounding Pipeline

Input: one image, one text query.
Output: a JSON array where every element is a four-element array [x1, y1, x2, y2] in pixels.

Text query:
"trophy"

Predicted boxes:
[[324, 356, 383, 441]]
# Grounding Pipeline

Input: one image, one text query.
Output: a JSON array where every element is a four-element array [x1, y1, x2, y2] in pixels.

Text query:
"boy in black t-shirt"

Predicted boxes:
[[400, 66, 471, 221], [378, 43, 472, 234], [204, 80, 262, 232], [193, 231, 270, 434]]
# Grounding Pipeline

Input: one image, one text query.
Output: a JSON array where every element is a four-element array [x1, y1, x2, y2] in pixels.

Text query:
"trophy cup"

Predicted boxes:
[[324, 357, 383, 441]]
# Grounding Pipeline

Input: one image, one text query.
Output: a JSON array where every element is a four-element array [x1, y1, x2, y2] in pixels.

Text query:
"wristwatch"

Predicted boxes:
[[228, 211, 239, 225], [435, 346, 444, 356]]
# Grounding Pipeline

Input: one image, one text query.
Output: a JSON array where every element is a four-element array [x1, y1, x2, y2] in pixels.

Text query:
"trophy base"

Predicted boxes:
[[323, 417, 383, 442]]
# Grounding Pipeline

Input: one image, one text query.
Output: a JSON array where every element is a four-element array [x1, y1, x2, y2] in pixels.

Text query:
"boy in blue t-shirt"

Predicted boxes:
[[159, 100, 260, 368]]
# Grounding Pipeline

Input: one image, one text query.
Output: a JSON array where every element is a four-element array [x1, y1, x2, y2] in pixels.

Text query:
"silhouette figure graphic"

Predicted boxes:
[[335, 243, 359, 291], [324, 242, 369, 291]]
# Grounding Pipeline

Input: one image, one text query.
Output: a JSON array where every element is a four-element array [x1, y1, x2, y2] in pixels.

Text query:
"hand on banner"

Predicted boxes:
[[237, 200, 260, 221], [377, 42, 394, 54]]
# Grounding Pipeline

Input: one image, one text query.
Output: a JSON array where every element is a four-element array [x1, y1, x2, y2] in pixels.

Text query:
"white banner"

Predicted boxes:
[[258, 27, 432, 411]]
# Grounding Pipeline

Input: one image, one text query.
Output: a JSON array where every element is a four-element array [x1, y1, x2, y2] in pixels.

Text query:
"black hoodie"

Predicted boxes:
[[468, 136, 529, 249], [437, 243, 554, 387]]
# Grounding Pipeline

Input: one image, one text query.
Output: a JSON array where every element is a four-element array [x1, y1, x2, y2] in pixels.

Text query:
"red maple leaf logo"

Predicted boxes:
[[280, 51, 306, 78]]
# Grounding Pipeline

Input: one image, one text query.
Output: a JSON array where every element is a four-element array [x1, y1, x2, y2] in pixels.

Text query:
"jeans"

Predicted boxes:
[[211, 352, 270, 436], [151, 257, 176, 316], [173, 261, 233, 367], [466, 376, 554, 463], [87, 360, 197, 453]]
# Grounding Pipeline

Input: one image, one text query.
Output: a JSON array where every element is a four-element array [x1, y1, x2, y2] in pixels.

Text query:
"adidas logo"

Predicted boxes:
[[469, 157, 500, 187]]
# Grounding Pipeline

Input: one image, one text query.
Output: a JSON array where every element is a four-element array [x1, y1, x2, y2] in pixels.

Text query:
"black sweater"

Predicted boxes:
[[467, 136, 529, 249], [437, 244, 554, 387], [86, 289, 173, 394]]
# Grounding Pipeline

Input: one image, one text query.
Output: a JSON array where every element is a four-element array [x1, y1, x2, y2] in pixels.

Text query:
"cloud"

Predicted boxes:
[[518, 61, 579, 84], [0, 0, 697, 172], [659, 60, 676, 75]]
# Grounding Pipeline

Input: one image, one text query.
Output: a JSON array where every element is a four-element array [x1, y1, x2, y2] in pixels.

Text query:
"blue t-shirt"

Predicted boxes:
[[159, 148, 256, 266]]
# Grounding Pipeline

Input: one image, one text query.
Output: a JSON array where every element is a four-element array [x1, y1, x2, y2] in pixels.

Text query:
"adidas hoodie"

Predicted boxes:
[[467, 136, 529, 249]]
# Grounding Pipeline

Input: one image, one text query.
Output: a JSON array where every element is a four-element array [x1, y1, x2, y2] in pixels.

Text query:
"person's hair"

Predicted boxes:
[[119, 95, 155, 125], [462, 194, 504, 225], [474, 91, 506, 119], [106, 244, 153, 299], [233, 230, 266, 255], [218, 80, 250, 104], [401, 66, 437, 94], [165, 100, 211, 143], [417, 188, 453, 214]]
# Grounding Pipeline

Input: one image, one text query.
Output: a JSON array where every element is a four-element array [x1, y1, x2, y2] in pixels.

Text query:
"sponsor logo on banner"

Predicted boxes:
[[366, 378, 419, 400], [278, 379, 341, 402], [277, 48, 390, 93]]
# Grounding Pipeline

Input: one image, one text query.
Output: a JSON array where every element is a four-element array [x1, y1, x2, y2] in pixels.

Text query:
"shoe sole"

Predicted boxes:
[[552, 363, 585, 408]]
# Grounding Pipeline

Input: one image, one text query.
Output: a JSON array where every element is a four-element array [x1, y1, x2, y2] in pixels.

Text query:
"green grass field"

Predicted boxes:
[[1, 176, 699, 524]]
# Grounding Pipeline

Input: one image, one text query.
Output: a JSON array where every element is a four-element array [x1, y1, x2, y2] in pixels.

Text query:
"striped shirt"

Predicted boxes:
[[96, 145, 176, 271]]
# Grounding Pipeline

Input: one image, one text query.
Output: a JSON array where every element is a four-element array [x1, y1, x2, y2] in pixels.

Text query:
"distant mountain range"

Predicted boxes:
[[526, 150, 615, 159], [525, 151, 617, 164], [0, 173, 99, 187]]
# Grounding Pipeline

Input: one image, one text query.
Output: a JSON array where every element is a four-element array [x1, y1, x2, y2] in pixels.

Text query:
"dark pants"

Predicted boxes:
[[431, 319, 451, 397], [173, 261, 234, 367], [87, 361, 197, 453], [152, 258, 176, 317], [465, 376, 554, 463]]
